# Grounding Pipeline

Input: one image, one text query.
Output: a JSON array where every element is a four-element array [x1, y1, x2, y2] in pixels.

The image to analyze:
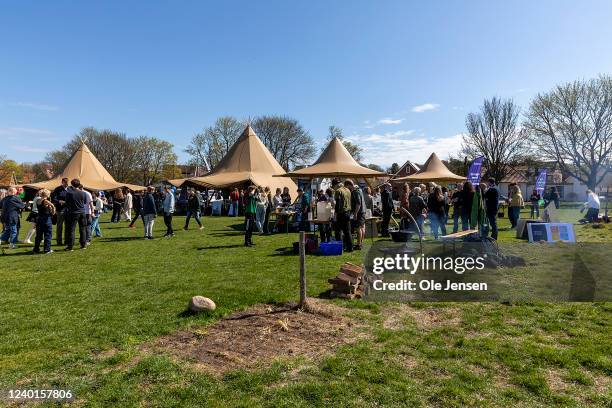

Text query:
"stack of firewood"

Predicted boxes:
[[328, 262, 365, 299]]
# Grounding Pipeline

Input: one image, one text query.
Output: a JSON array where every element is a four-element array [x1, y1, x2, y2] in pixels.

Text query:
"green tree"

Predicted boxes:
[[387, 162, 400, 174]]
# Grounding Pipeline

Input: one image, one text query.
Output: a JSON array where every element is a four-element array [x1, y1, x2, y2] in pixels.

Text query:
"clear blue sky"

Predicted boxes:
[[2, 0, 612, 167]]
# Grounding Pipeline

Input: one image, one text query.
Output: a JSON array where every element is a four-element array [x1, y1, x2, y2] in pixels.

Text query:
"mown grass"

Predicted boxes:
[[0, 206, 610, 407]]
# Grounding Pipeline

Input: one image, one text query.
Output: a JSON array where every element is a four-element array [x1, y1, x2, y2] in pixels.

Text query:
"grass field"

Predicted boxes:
[[0, 206, 610, 407]]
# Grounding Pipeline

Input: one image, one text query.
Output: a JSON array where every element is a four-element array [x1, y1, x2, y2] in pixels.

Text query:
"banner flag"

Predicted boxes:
[[536, 169, 547, 195], [467, 156, 484, 185]]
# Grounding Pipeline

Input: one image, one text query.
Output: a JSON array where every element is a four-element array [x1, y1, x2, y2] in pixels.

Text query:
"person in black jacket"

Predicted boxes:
[[483, 178, 500, 240], [184, 189, 204, 230], [33, 189, 55, 254], [128, 190, 144, 228], [64, 179, 88, 251], [380, 184, 393, 237], [142, 186, 157, 239], [1, 187, 25, 249], [51, 177, 69, 246], [427, 186, 447, 239], [450, 183, 464, 233], [461, 181, 475, 231]]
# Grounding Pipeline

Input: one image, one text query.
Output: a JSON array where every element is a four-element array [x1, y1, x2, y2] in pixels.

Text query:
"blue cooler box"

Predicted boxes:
[[319, 241, 343, 256]]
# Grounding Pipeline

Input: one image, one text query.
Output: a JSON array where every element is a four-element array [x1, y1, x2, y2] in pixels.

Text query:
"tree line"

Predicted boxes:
[[184, 116, 369, 172], [460, 75, 611, 189], [2, 75, 609, 190]]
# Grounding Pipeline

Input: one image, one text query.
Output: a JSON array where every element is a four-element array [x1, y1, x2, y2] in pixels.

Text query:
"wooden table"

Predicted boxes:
[[440, 229, 480, 256], [270, 210, 296, 233]]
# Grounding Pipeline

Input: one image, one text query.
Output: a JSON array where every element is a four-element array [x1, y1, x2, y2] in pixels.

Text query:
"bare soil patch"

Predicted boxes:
[[145, 298, 364, 375], [383, 304, 461, 330]]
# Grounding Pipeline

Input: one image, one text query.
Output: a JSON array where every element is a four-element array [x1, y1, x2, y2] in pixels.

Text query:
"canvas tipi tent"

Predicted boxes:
[[188, 125, 298, 195], [393, 153, 465, 183], [24, 143, 145, 191], [278, 137, 387, 179]]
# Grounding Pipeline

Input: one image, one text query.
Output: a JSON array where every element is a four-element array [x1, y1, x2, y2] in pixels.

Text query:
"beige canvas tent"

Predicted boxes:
[[278, 137, 387, 179], [188, 125, 298, 195], [393, 152, 465, 183], [24, 143, 145, 191]]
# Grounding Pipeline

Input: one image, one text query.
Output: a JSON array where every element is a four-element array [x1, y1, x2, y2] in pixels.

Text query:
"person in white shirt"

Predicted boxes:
[[583, 189, 601, 223], [122, 190, 133, 221], [162, 186, 175, 237], [91, 192, 105, 238], [23, 193, 41, 244], [79, 185, 94, 244]]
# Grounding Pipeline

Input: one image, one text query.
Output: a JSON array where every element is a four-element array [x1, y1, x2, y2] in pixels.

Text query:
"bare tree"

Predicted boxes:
[[462, 97, 527, 182], [524, 76, 612, 190], [252, 116, 315, 170], [45, 127, 178, 184], [325, 125, 363, 162], [185, 116, 243, 172], [133, 136, 178, 185], [47, 127, 139, 182]]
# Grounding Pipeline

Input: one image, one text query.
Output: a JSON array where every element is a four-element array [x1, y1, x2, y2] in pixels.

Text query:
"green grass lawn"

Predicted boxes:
[[0, 206, 610, 407]]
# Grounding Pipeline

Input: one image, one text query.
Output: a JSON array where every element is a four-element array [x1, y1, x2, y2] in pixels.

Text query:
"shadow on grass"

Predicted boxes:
[[197, 244, 245, 250], [1, 250, 37, 257], [207, 232, 244, 237], [267, 247, 296, 257], [97, 236, 147, 242]]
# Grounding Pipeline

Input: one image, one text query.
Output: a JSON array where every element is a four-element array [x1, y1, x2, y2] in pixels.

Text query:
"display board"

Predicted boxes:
[[527, 222, 576, 243]]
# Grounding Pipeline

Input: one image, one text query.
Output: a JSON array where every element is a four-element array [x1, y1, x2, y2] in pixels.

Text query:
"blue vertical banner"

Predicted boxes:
[[535, 169, 547, 195], [467, 156, 484, 184]]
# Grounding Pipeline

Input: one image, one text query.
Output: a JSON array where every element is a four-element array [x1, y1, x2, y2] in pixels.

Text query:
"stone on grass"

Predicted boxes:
[[188, 296, 216, 313]]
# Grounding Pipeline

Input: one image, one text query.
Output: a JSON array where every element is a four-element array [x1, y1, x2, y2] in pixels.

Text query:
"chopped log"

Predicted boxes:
[[331, 283, 358, 294], [335, 272, 360, 284], [340, 265, 364, 278], [328, 278, 358, 287]]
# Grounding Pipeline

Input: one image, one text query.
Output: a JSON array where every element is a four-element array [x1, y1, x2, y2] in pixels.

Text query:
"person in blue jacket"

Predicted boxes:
[[142, 186, 157, 239], [1, 186, 25, 249]]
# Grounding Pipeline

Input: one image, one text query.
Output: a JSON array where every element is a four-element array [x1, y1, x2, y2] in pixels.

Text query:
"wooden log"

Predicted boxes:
[[335, 272, 360, 284], [332, 283, 358, 294], [340, 264, 364, 278], [328, 278, 358, 286]]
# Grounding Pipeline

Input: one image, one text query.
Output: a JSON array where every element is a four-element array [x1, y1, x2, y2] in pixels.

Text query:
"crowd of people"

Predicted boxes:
[[1, 176, 606, 254]]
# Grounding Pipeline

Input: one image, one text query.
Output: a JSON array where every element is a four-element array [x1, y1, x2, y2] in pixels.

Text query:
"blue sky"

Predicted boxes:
[[2, 0, 612, 167]]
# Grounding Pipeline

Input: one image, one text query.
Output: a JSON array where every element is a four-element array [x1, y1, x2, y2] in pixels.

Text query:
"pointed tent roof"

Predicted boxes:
[[278, 137, 387, 178], [189, 125, 298, 195], [24, 143, 145, 191], [393, 152, 465, 183]]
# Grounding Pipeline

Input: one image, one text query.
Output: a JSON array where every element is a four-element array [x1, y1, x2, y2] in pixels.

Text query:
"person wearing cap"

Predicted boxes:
[[244, 185, 257, 246]]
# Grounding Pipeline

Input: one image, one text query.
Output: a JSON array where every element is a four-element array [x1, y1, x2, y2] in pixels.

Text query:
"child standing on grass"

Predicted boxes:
[[244, 185, 257, 246]]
